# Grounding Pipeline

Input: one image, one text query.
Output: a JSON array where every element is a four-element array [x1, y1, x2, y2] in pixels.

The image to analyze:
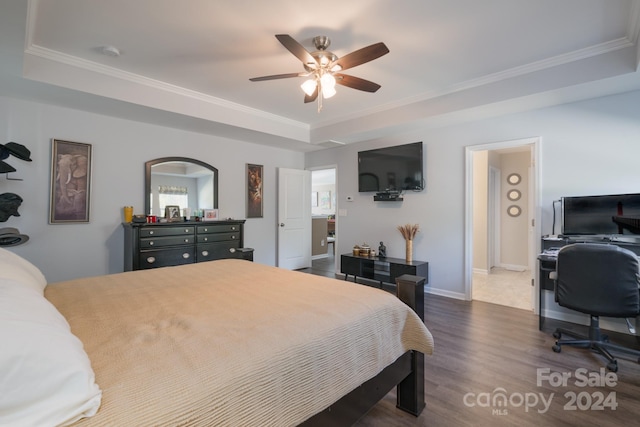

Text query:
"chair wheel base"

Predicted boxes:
[[552, 344, 561, 353], [553, 331, 562, 339], [607, 362, 618, 372]]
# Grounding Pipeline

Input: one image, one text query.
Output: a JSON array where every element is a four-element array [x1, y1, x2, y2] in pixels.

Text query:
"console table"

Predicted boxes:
[[123, 220, 253, 271], [340, 254, 429, 287]]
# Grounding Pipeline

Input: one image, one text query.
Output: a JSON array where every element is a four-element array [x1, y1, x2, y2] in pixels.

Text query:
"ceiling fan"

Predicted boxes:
[[250, 34, 389, 111]]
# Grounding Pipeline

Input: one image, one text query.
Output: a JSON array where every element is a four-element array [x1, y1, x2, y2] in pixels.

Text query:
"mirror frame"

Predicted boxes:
[[145, 157, 218, 216]]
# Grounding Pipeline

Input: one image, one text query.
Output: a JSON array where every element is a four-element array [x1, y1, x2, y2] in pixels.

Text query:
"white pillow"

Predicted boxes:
[[0, 280, 102, 427], [0, 248, 47, 293]]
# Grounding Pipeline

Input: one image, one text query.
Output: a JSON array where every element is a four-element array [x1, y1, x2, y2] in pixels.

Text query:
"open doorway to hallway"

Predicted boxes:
[[310, 168, 337, 267], [467, 139, 540, 312]]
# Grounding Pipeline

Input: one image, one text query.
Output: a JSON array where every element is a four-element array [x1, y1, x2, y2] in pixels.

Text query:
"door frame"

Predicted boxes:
[[464, 137, 542, 313], [308, 165, 338, 267]]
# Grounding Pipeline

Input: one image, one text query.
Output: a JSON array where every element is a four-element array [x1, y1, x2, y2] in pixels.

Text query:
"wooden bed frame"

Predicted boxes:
[[301, 274, 426, 426]]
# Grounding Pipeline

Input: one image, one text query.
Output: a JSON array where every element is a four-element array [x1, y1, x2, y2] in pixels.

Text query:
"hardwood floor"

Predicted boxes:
[[302, 255, 640, 426]]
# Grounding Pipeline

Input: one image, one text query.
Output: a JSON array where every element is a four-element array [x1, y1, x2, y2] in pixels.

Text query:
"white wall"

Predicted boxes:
[[305, 89, 640, 301], [0, 96, 304, 282]]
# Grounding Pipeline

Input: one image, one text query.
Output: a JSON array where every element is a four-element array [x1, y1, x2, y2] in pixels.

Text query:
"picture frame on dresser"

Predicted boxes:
[[49, 139, 92, 224], [164, 205, 181, 221], [203, 209, 219, 221]]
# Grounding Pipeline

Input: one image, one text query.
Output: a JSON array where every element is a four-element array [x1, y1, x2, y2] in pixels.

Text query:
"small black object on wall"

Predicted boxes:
[[0, 227, 29, 246], [0, 141, 32, 246], [0, 193, 23, 222]]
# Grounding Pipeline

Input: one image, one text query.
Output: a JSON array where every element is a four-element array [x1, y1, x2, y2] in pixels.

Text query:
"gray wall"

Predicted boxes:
[[305, 89, 640, 301], [0, 96, 304, 282], [3, 89, 640, 300]]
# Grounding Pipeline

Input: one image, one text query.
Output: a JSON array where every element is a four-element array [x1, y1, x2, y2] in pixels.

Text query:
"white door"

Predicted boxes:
[[277, 168, 311, 269]]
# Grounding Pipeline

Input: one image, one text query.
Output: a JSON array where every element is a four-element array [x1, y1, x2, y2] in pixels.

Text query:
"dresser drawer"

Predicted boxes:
[[197, 242, 242, 262], [140, 235, 194, 248], [140, 226, 195, 238], [138, 247, 196, 269], [196, 224, 241, 234], [196, 232, 240, 244]]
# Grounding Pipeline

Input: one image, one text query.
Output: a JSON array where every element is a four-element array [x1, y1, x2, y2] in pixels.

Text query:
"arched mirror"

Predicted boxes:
[[145, 157, 218, 217]]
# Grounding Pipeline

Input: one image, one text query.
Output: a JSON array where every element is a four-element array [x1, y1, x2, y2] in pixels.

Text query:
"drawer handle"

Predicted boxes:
[[182, 253, 190, 259], [231, 236, 236, 239], [184, 229, 190, 233], [146, 256, 156, 264], [231, 226, 236, 230], [203, 237, 208, 241], [149, 241, 154, 246], [201, 250, 209, 256], [184, 239, 190, 243], [229, 248, 236, 253], [203, 228, 208, 232], [149, 231, 154, 235]]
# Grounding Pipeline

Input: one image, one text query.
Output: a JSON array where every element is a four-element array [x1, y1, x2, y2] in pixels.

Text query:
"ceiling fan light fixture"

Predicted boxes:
[[320, 73, 336, 98], [301, 79, 317, 96], [321, 83, 336, 99], [321, 73, 336, 89]]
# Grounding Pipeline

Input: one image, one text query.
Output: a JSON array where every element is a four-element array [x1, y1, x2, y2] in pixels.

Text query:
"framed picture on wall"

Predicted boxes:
[[49, 139, 92, 224], [319, 191, 331, 209], [246, 164, 263, 218]]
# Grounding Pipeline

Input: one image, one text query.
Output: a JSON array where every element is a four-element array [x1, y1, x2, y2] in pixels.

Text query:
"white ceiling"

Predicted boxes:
[[1, 0, 640, 152]]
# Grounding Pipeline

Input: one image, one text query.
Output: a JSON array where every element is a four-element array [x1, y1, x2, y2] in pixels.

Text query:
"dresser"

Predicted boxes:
[[123, 220, 252, 271]]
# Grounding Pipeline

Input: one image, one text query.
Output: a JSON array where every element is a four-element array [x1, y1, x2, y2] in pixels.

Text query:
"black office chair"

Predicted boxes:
[[551, 243, 640, 372]]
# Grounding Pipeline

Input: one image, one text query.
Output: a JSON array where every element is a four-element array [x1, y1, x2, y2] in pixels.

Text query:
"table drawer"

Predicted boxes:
[[140, 226, 195, 237], [197, 224, 241, 234], [140, 235, 194, 248], [138, 247, 196, 269], [197, 232, 240, 243]]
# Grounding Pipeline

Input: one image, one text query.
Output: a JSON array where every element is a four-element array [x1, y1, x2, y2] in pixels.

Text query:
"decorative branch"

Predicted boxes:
[[397, 223, 419, 241]]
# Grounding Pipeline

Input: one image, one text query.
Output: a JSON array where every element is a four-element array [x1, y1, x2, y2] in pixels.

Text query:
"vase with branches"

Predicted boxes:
[[398, 223, 419, 262]]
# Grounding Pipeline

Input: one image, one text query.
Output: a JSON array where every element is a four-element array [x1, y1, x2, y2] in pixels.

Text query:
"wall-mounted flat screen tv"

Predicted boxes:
[[358, 142, 424, 192], [562, 193, 640, 236]]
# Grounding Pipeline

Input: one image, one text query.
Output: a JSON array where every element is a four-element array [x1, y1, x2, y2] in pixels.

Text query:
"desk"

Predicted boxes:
[[538, 236, 640, 330]]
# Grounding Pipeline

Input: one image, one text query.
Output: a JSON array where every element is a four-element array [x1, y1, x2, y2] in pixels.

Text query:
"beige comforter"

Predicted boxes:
[[45, 259, 434, 427]]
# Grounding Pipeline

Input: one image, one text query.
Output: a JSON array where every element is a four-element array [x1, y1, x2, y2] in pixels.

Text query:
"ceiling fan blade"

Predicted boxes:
[[275, 34, 318, 67], [249, 72, 307, 82], [333, 42, 389, 71], [304, 86, 319, 103], [335, 74, 381, 92]]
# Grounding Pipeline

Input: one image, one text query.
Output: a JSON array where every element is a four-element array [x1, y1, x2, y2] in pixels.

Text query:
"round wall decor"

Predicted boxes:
[[507, 189, 521, 201], [507, 173, 521, 185], [507, 205, 522, 217]]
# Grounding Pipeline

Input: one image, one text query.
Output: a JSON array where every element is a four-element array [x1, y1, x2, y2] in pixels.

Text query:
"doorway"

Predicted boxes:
[[310, 167, 337, 270], [465, 138, 541, 312]]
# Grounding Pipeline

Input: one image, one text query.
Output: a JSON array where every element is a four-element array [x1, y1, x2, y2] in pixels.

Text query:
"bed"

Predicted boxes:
[[0, 248, 434, 426]]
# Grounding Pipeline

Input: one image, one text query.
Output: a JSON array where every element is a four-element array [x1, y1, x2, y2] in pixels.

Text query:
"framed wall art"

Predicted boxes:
[[49, 139, 92, 223], [319, 191, 331, 209], [246, 163, 263, 218]]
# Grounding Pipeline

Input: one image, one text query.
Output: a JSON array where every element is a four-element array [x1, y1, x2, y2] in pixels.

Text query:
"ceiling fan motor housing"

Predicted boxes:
[[304, 36, 338, 71]]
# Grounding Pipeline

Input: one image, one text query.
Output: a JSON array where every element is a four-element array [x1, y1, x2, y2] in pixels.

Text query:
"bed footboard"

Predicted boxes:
[[301, 274, 426, 426]]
